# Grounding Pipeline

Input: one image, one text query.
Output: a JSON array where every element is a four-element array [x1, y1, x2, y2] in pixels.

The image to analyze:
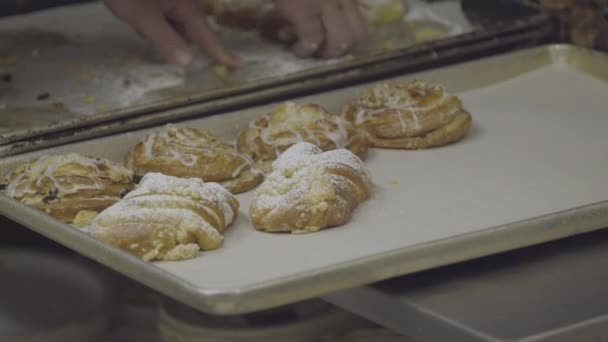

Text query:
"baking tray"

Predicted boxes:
[[2, 44, 607, 315], [0, 0, 548, 145], [0, 21, 553, 158]]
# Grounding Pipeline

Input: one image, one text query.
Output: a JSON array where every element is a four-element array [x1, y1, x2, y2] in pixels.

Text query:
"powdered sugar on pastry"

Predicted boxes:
[[89, 173, 239, 261], [250, 142, 372, 234]]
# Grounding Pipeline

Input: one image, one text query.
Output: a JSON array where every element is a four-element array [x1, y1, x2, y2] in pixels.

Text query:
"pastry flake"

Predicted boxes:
[[343, 80, 472, 149], [237, 102, 369, 166], [89, 173, 239, 262], [250, 142, 372, 234], [3, 153, 134, 223], [126, 124, 263, 194]]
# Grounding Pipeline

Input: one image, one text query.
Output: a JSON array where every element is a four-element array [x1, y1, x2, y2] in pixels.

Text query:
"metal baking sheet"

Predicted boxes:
[[0, 0, 547, 145], [0, 22, 553, 158], [1, 44, 607, 315]]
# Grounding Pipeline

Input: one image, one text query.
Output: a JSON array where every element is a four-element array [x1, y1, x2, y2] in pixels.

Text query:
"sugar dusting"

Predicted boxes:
[[88, 173, 239, 261], [252, 142, 371, 216]]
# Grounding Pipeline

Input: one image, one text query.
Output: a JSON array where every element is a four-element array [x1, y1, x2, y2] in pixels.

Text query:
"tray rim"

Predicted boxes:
[[1, 43, 607, 315]]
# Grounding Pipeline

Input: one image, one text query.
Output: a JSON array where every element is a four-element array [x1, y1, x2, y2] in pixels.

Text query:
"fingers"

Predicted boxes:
[[338, 0, 367, 42], [276, 0, 366, 59], [320, 2, 353, 58], [130, 6, 194, 66], [166, 1, 243, 67], [277, 1, 324, 58]]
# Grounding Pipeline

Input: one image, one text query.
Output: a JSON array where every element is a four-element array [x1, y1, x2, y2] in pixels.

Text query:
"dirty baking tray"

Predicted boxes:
[[0, 0, 548, 145], [2, 44, 607, 315]]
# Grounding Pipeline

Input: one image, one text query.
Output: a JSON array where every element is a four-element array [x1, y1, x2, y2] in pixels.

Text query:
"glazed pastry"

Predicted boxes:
[[89, 173, 239, 262], [126, 124, 263, 194], [3, 153, 134, 223], [343, 80, 472, 149], [237, 102, 368, 171], [250, 142, 372, 234]]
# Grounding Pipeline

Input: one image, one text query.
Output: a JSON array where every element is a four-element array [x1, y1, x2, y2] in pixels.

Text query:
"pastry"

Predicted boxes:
[[237, 102, 368, 171], [342, 80, 472, 149], [126, 124, 263, 194], [3, 153, 134, 223], [89, 173, 239, 261], [250, 142, 371, 234]]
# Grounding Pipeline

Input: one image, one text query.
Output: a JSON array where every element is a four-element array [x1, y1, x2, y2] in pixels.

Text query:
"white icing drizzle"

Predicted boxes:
[[138, 124, 259, 179], [350, 80, 455, 135], [245, 102, 353, 158], [4, 153, 133, 199]]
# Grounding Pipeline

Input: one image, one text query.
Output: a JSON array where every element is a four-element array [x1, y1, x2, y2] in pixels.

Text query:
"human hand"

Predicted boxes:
[[273, 0, 366, 58], [104, 0, 243, 67]]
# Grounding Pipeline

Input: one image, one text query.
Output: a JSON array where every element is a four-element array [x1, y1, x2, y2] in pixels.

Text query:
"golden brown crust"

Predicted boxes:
[[89, 173, 239, 261], [237, 102, 369, 163], [343, 80, 472, 149], [126, 124, 263, 194], [250, 143, 372, 234], [3, 153, 134, 223]]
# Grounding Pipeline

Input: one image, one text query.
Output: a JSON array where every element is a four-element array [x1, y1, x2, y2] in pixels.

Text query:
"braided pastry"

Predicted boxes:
[[126, 124, 263, 194], [3, 153, 134, 223], [250, 142, 372, 234], [342, 81, 472, 149], [89, 173, 239, 261], [237, 102, 368, 171]]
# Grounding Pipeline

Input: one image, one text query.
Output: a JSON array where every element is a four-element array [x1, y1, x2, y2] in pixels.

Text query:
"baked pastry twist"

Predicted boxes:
[[3, 153, 134, 223], [343, 81, 472, 149], [237, 102, 368, 171], [89, 173, 239, 261], [127, 124, 263, 194], [250, 142, 372, 234]]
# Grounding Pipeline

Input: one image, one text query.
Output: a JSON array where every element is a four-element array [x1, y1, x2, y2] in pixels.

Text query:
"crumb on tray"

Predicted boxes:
[[82, 95, 96, 104], [212, 64, 230, 82]]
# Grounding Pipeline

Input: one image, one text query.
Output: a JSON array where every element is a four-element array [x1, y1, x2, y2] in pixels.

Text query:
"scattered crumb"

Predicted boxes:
[[1, 73, 11, 82], [49, 102, 67, 113], [3, 55, 17, 66], [82, 95, 96, 104], [382, 40, 396, 51], [36, 92, 50, 101], [367, 24, 377, 36], [390, 180, 400, 185], [212, 64, 230, 82], [415, 28, 443, 43]]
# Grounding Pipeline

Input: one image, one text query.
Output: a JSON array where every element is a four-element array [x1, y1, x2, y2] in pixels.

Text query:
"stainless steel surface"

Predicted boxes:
[[0, 1, 548, 145], [324, 230, 608, 342], [0, 44, 607, 316]]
